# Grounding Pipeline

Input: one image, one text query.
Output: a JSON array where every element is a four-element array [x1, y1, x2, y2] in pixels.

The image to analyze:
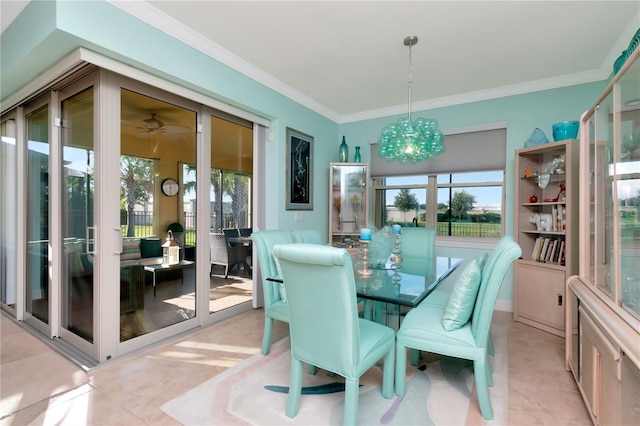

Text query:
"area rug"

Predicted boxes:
[[161, 328, 507, 426]]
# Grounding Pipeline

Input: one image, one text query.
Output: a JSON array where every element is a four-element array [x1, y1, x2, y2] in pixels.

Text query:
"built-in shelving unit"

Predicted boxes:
[[513, 140, 579, 336]]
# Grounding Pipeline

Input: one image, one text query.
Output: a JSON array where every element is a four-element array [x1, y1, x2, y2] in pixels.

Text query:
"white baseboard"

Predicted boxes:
[[495, 299, 513, 313]]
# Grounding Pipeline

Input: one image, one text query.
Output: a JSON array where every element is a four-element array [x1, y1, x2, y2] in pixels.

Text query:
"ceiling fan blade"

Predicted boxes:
[[162, 125, 194, 134], [121, 118, 147, 128], [164, 133, 189, 141]]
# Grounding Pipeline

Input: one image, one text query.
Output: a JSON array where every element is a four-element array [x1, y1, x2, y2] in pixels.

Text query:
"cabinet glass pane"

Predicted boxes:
[[332, 165, 367, 233], [617, 57, 640, 318], [330, 164, 368, 248], [593, 91, 615, 298]]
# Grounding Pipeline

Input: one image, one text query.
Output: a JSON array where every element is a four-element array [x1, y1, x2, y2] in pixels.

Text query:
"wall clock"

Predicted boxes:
[[161, 178, 179, 197]]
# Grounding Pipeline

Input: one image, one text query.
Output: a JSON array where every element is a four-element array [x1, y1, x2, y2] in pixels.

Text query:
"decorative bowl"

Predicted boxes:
[[552, 121, 579, 141]]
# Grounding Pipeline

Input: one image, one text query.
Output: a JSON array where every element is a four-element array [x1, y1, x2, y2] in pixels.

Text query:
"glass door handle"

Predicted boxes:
[[86, 226, 96, 255], [114, 227, 122, 255]]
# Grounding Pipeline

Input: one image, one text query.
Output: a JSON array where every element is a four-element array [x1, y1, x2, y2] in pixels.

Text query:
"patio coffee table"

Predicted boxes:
[[142, 260, 195, 296]]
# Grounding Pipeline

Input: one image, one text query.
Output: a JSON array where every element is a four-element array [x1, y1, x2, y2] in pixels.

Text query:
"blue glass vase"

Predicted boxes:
[[354, 146, 361, 163], [338, 136, 349, 162]]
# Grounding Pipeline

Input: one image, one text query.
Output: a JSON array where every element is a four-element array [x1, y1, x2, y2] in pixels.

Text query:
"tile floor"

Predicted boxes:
[[1, 309, 591, 425]]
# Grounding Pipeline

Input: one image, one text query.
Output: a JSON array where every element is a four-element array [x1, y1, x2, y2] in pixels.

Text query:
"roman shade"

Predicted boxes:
[[371, 128, 506, 177]]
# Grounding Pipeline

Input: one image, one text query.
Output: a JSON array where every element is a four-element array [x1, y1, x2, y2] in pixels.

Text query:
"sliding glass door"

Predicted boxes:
[[60, 85, 95, 343], [1, 115, 18, 313], [24, 99, 50, 330], [2, 65, 262, 364], [119, 88, 198, 342]]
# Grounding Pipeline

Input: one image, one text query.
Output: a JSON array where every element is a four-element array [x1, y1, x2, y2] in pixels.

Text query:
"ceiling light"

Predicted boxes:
[[378, 36, 445, 163]]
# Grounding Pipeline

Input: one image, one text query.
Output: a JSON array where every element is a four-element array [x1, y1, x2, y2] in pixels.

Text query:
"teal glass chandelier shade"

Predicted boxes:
[[378, 35, 445, 163], [379, 116, 445, 163]]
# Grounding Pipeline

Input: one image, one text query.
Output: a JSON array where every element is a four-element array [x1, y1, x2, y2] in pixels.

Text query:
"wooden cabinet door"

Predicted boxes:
[[515, 262, 565, 331]]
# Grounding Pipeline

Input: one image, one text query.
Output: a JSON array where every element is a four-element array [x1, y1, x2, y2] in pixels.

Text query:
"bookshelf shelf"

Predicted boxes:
[[513, 140, 578, 337]]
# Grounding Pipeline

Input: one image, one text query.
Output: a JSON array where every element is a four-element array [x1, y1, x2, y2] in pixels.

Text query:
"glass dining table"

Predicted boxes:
[[355, 256, 462, 325], [268, 253, 463, 326], [227, 236, 253, 274]]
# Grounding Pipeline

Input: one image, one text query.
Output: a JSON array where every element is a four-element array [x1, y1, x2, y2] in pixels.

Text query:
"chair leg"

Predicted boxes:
[[286, 358, 304, 418], [473, 359, 494, 420], [373, 301, 385, 324], [488, 333, 495, 356], [363, 299, 372, 320], [395, 343, 407, 396], [382, 346, 395, 399], [344, 378, 360, 426], [308, 364, 318, 375], [261, 317, 274, 355], [486, 355, 494, 387], [224, 264, 229, 279], [410, 348, 421, 366]]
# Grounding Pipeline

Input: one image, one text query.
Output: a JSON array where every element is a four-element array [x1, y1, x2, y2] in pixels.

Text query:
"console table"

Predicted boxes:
[[143, 260, 195, 296]]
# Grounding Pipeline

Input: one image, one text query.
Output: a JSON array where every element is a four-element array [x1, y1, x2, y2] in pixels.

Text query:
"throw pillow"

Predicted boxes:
[[121, 239, 141, 261], [79, 253, 94, 271], [140, 238, 162, 258], [477, 252, 489, 270], [441, 257, 482, 331]]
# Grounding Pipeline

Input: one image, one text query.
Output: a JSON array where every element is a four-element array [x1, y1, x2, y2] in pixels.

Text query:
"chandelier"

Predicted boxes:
[[378, 36, 445, 163]]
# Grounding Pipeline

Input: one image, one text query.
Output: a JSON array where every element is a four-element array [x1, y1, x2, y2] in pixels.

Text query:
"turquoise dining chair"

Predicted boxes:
[[251, 230, 297, 355], [399, 227, 435, 259], [395, 236, 521, 420], [272, 243, 395, 426], [383, 226, 437, 327], [290, 228, 324, 244]]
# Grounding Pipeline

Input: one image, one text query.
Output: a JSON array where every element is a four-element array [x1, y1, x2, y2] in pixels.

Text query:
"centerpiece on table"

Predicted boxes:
[[367, 225, 395, 269]]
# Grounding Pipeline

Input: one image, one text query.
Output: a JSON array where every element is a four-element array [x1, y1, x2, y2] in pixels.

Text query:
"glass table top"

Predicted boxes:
[[354, 256, 463, 307]]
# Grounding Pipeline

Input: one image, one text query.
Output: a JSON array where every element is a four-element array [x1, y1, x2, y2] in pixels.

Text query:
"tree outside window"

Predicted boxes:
[[120, 156, 153, 237], [394, 189, 419, 223]]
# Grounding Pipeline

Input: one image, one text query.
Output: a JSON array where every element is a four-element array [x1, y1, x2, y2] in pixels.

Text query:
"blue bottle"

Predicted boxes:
[[338, 136, 349, 162], [354, 146, 361, 163]]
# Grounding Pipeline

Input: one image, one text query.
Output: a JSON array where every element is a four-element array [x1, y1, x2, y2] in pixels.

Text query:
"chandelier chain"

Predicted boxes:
[[407, 43, 413, 121], [378, 35, 445, 163]]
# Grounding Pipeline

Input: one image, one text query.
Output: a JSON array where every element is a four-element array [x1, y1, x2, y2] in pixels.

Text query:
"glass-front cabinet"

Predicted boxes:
[[329, 163, 369, 248], [566, 48, 640, 426], [582, 50, 640, 320]]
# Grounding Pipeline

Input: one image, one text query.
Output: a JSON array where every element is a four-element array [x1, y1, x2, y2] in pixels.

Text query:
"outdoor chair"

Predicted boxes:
[[209, 233, 245, 278]]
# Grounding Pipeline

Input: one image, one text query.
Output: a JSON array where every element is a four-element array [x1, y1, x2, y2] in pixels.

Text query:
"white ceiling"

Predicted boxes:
[[3, 1, 640, 123]]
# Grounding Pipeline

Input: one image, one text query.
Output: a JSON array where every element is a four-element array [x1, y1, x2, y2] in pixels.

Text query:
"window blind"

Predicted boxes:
[[371, 128, 506, 177]]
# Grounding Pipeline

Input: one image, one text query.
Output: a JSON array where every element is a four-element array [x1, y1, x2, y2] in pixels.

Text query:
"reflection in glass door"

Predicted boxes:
[[26, 104, 50, 324], [60, 87, 95, 342], [208, 115, 254, 313], [119, 89, 197, 341], [1, 117, 17, 311]]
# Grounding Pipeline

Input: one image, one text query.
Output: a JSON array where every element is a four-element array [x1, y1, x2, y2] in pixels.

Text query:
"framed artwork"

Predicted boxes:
[[286, 127, 314, 210]]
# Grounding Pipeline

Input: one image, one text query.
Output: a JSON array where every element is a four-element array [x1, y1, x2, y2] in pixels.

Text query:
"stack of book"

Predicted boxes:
[[530, 236, 565, 265], [550, 204, 566, 232]]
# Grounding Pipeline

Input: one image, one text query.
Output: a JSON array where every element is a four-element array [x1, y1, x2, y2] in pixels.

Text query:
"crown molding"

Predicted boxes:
[[339, 68, 608, 124], [107, 1, 340, 123], [108, 1, 623, 126]]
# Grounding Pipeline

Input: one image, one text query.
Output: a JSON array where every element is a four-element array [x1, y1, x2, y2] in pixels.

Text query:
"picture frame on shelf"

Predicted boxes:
[[285, 127, 314, 210]]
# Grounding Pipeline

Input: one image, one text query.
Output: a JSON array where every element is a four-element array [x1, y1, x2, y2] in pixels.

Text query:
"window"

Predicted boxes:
[[436, 171, 504, 238], [374, 171, 504, 240], [371, 127, 506, 240]]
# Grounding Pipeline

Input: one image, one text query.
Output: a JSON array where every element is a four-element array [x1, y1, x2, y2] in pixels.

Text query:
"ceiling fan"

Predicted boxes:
[[123, 112, 193, 140]]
